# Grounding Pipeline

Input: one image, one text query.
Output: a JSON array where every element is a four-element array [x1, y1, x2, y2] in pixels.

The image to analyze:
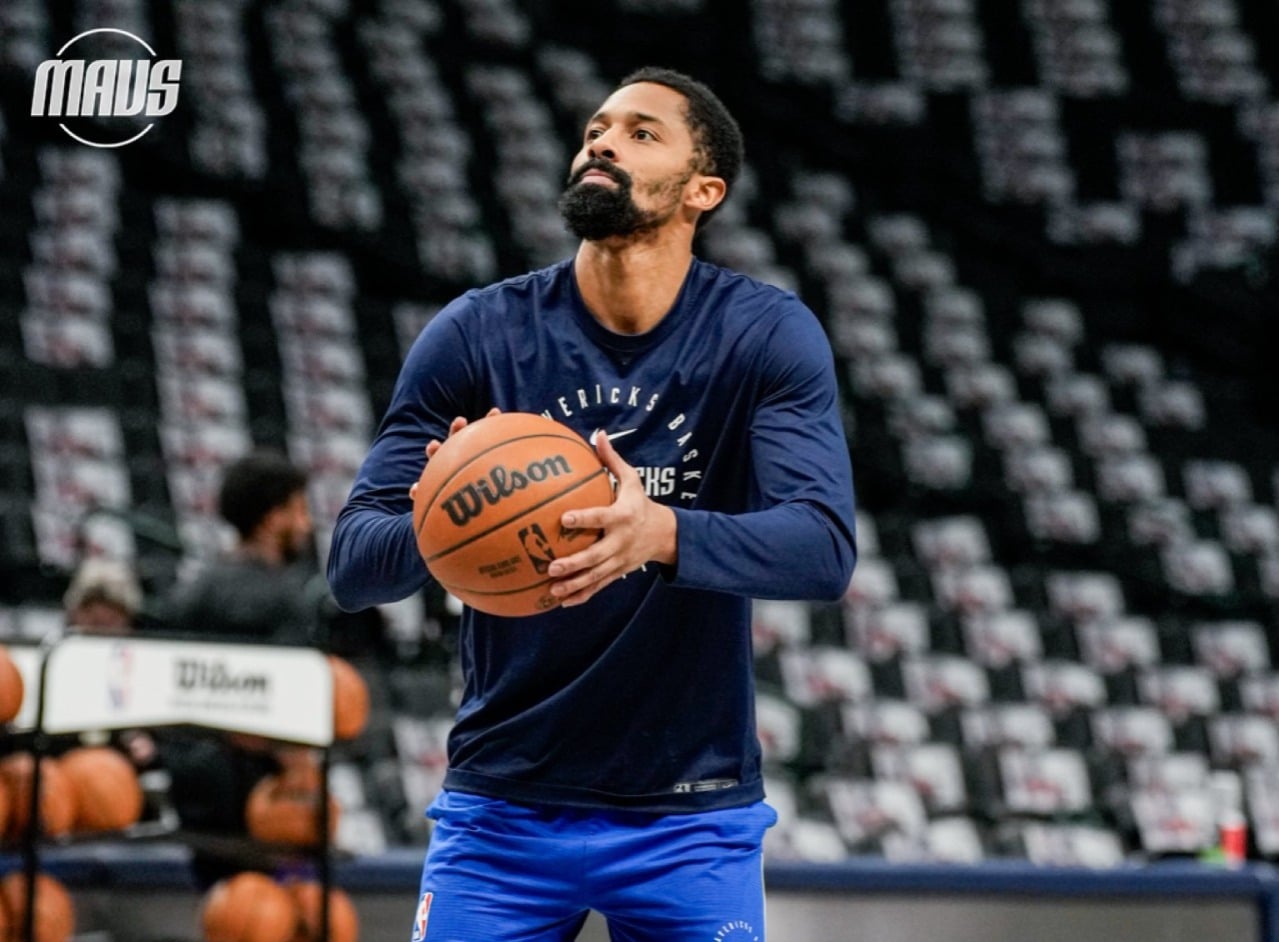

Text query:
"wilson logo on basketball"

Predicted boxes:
[[440, 455, 572, 526]]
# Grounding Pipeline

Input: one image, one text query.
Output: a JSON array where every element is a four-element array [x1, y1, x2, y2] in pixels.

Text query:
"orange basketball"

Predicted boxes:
[[0, 775, 10, 840], [287, 880, 359, 942], [245, 769, 339, 847], [0, 755, 76, 841], [0, 646, 25, 724], [201, 872, 296, 942], [58, 747, 144, 833], [412, 412, 613, 617], [1, 871, 76, 942], [328, 657, 368, 741]]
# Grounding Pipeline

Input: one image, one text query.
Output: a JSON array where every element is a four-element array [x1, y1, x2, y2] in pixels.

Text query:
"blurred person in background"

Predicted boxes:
[[63, 556, 143, 634], [153, 449, 327, 887], [158, 449, 325, 644], [59, 556, 158, 769]]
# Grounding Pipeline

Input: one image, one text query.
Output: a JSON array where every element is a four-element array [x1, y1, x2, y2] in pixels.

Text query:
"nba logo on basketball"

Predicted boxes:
[[411, 891, 433, 941], [518, 523, 556, 574]]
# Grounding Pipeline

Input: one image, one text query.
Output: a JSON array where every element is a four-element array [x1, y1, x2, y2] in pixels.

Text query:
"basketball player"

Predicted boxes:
[[328, 67, 857, 941]]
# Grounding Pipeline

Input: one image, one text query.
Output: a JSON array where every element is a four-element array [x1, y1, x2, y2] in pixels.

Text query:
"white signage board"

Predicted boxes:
[[9, 636, 333, 746]]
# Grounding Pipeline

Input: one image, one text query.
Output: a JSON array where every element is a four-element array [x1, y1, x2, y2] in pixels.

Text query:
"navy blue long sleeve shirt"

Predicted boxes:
[[328, 258, 856, 813]]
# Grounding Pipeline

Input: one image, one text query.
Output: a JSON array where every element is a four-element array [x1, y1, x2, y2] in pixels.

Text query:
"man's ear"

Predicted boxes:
[[687, 174, 727, 215]]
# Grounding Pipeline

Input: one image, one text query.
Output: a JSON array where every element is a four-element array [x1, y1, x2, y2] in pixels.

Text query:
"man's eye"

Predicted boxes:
[[635, 129, 655, 141]]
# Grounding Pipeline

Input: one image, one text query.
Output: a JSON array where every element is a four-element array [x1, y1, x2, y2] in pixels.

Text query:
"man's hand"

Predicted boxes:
[[546, 430, 678, 607], [409, 408, 501, 500]]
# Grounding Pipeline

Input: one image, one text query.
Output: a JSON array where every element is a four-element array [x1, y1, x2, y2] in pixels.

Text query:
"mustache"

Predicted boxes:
[[567, 159, 632, 188]]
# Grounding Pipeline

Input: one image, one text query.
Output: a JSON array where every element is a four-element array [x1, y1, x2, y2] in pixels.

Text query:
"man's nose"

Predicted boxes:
[[587, 131, 618, 162]]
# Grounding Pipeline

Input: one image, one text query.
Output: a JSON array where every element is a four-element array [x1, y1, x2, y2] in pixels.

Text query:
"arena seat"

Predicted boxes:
[[2, 0, 1278, 871]]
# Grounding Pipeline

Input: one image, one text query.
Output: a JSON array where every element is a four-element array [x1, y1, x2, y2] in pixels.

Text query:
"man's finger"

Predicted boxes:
[[550, 561, 618, 601], [559, 505, 614, 532], [547, 538, 611, 578], [426, 413, 484, 460], [591, 429, 638, 484]]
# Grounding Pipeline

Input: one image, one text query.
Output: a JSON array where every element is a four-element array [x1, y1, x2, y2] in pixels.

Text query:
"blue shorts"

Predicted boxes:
[[410, 790, 777, 942]]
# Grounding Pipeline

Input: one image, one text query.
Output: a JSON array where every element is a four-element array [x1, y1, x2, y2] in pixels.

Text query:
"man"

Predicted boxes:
[[162, 449, 320, 642], [157, 449, 322, 887], [328, 67, 857, 941]]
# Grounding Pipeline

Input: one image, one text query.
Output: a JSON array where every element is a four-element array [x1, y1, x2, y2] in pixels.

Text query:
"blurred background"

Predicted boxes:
[[2, 0, 1279, 938]]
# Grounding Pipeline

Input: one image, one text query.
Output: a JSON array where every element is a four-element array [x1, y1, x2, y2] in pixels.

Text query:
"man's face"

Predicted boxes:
[[559, 82, 703, 242], [274, 490, 313, 563]]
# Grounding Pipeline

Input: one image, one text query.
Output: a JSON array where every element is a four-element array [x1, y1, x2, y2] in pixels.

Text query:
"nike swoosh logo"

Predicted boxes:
[[589, 428, 637, 446]]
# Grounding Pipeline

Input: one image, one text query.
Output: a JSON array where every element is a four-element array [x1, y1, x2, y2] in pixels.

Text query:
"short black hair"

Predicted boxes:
[[617, 67, 744, 227], [217, 450, 307, 539]]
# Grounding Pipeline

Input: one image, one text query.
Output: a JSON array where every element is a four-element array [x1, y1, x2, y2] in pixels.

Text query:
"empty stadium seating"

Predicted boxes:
[[1, 0, 1277, 869]]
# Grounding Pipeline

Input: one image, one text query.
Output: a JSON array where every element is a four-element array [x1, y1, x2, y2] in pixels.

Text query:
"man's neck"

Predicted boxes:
[[573, 234, 694, 336], [236, 533, 283, 566]]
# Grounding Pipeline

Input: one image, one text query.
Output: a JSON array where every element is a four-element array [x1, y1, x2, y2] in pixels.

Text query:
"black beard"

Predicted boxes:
[[558, 162, 660, 241]]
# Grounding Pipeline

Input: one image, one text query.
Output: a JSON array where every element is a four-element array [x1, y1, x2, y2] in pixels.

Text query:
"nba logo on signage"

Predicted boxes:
[[31, 28, 181, 148], [106, 642, 133, 709]]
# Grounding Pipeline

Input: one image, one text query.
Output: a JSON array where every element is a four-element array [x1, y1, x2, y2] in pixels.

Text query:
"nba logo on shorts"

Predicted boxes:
[[411, 891, 433, 942]]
